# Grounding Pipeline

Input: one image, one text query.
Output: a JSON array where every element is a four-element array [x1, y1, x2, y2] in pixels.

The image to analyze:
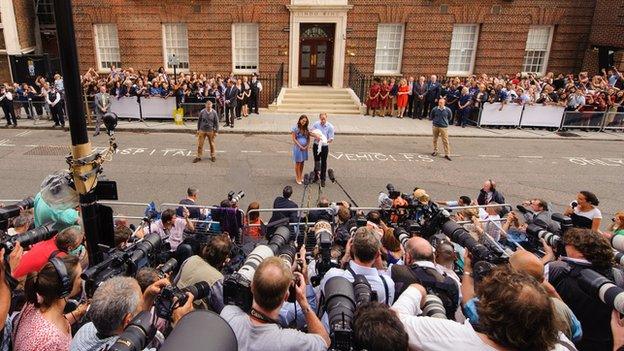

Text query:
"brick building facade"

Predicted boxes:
[[0, 0, 37, 83]]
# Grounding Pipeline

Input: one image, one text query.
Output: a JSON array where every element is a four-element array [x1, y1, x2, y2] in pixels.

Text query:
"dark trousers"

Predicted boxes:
[[225, 104, 236, 126], [424, 99, 436, 120], [235, 102, 242, 118], [313, 144, 329, 181], [51, 103, 65, 126], [249, 93, 259, 113], [414, 98, 425, 119], [407, 95, 415, 117], [2, 105, 16, 125]]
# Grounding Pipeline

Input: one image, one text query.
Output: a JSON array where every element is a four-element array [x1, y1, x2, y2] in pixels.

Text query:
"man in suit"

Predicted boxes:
[[406, 76, 415, 118], [521, 198, 560, 234], [93, 85, 111, 136], [223, 79, 239, 128], [267, 186, 299, 236], [413, 76, 427, 119], [424, 75, 441, 120]]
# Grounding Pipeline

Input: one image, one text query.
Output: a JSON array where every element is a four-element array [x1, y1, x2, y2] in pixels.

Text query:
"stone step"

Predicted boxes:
[[274, 108, 360, 114], [279, 101, 358, 107]]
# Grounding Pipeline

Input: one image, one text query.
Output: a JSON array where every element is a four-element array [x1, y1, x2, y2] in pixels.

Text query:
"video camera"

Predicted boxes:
[[323, 275, 374, 351], [309, 220, 340, 286], [223, 225, 291, 311], [82, 233, 163, 297]]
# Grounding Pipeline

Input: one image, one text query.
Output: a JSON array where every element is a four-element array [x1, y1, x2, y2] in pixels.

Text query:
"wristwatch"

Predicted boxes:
[[463, 271, 473, 277]]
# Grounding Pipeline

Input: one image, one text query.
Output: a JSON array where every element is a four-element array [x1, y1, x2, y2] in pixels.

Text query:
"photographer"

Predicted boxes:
[[320, 227, 395, 305], [477, 179, 505, 207], [279, 246, 318, 329], [71, 276, 193, 350], [520, 198, 560, 234], [176, 187, 207, 220], [0, 244, 22, 332], [14, 256, 86, 351], [353, 302, 408, 351], [462, 250, 582, 343], [391, 237, 460, 320], [174, 234, 232, 312], [547, 228, 621, 350], [393, 266, 575, 350], [136, 208, 194, 251], [220, 257, 329, 350], [6, 214, 31, 236], [12, 226, 85, 279]]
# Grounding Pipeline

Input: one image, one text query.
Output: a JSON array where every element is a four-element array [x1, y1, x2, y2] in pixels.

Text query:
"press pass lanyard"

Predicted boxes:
[[250, 308, 281, 326]]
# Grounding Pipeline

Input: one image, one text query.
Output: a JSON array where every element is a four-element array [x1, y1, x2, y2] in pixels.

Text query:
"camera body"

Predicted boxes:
[[525, 212, 573, 257], [155, 282, 211, 320], [0, 197, 34, 231]]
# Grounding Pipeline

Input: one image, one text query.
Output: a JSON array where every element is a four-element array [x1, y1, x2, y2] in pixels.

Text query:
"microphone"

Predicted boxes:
[[303, 173, 310, 186], [328, 168, 336, 183], [308, 171, 316, 183]]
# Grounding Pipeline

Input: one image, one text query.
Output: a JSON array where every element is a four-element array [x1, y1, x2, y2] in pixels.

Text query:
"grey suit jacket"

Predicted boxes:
[[95, 92, 110, 114]]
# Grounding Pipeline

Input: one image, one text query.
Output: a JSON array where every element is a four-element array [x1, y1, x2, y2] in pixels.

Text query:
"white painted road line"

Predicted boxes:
[[241, 150, 262, 153], [0, 139, 15, 147], [478, 154, 501, 158], [518, 155, 543, 159], [15, 131, 32, 137]]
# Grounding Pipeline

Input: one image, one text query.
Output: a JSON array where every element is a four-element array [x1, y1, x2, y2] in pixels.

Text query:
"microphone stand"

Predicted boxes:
[[328, 170, 359, 207]]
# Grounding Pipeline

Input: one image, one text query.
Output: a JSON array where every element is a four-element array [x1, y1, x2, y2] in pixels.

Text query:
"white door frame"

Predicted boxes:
[[286, 2, 352, 88]]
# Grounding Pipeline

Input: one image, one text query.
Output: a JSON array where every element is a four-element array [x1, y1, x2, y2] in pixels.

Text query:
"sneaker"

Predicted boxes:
[[445, 155, 452, 161], [431, 152, 438, 156], [321, 180, 326, 187], [192, 157, 201, 163], [210, 156, 216, 162]]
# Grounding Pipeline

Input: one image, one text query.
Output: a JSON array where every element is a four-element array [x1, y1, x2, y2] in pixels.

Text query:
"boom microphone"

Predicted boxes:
[[328, 169, 336, 183]]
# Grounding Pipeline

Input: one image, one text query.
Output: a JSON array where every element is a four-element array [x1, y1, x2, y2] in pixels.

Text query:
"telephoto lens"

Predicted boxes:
[[278, 244, 297, 268], [158, 258, 178, 277], [314, 220, 333, 248], [223, 245, 274, 310], [268, 226, 291, 254], [577, 268, 624, 314], [526, 224, 562, 248], [422, 294, 446, 319], [1, 222, 56, 253], [0, 197, 34, 220], [394, 227, 411, 247], [612, 235, 624, 253], [352, 275, 375, 306], [156, 282, 211, 320], [108, 311, 156, 351], [323, 276, 356, 351], [615, 251, 624, 267], [128, 233, 162, 268], [237, 245, 274, 283]]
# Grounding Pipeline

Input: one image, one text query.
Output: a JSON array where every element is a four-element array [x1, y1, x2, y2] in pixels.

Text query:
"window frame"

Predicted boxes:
[[446, 24, 480, 77], [93, 23, 121, 73], [161, 23, 190, 72], [521, 26, 554, 76], [231, 23, 260, 75], [373, 23, 405, 76]]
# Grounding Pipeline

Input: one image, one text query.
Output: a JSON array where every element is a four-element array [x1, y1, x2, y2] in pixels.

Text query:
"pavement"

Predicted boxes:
[[0, 129, 622, 229], [5, 112, 624, 141]]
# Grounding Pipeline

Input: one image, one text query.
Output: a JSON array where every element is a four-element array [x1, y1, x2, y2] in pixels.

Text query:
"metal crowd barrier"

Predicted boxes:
[[159, 202, 222, 227], [98, 201, 152, 224], [603, 112, 624, 132], [559, 111, 607, 131]]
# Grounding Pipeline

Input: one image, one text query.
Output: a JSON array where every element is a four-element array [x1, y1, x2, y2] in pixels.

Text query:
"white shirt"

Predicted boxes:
[[393, 286, 577, 351], [319, 261, 395, 305], [573, 206, 602, 220]]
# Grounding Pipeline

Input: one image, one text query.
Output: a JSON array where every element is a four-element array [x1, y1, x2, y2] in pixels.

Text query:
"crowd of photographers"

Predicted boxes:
[[1, 179, 624, 351]]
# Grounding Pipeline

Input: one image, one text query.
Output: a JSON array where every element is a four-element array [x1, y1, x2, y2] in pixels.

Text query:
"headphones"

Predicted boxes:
[[49, 257, 72, 298]]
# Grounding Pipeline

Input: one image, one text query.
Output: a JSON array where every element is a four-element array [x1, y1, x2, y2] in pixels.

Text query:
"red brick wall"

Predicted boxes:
[[13, 0, 36, 50], [0, 56, 12, 83], [70, 0, 596, 82], [589, 0, 624, 48]]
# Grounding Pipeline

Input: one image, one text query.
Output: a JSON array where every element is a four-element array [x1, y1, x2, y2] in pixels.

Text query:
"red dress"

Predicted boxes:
[[397, 85, 409, 108], [379, 84, 390, 108], [367, 84, 381, 109]]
